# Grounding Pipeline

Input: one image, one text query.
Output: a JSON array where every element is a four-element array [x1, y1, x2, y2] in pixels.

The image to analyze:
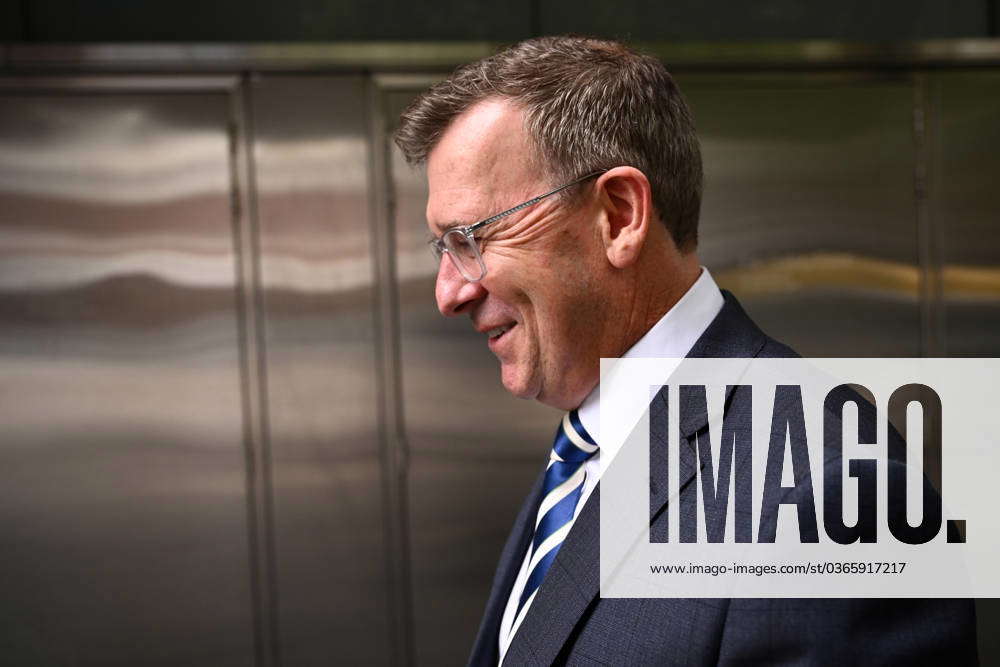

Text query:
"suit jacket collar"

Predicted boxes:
[[472, 290, 769, 665], [679, 290, 768, 436]]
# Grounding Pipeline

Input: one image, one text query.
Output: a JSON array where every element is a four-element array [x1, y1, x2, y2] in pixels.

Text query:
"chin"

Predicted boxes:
[[500, 367, 538, 401]]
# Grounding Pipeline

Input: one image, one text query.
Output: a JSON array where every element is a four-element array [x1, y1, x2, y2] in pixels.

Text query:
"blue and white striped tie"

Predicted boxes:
[[516, 409, 598, 618]]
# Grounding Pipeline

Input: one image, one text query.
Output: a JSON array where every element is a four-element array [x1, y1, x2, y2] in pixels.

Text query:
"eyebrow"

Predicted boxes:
[[427, 221, 466, 241], [428, 192, 516, 236], [426, 170, 606, 241], [426, 220, 467, 244]]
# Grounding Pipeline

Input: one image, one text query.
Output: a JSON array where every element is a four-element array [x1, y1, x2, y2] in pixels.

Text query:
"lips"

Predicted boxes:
[[484, 321, 517, 353], [486, 324, 513, 339]]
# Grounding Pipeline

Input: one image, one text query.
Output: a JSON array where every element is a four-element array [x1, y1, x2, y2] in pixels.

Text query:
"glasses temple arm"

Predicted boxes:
[[465, 170, 607, 235]]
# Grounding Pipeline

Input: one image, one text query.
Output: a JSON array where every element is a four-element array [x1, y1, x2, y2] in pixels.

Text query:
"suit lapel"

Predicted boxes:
[[502, 480, 602, 665], [469, 469, 546, 666], [502, 291, 771, 662], [651, 291, 769, 525]]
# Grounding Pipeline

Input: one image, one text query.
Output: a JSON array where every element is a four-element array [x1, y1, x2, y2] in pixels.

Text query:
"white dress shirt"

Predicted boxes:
[[497, 268, 725, 662]]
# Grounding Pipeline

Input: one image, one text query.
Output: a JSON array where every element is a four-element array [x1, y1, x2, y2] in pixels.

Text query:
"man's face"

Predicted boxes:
[[425, 98, 606, 410]]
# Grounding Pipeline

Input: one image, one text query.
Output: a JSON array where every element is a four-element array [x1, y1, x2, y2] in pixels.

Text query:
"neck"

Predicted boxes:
[[604, 248, 701, 360], [545, 247, 701, 412]]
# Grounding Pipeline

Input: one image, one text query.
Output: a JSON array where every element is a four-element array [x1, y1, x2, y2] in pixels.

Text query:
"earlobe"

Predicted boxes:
[[606, 238, 639, 269], [597, 167, 652, 269]]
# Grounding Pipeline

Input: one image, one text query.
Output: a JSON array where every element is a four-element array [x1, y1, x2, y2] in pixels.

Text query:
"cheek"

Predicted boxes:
[[535, 275, 601, 349], [503, 229, 600, 336]]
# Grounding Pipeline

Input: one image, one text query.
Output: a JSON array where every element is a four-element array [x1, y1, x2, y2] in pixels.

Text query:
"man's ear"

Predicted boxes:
[[596, 167, 653, 269]]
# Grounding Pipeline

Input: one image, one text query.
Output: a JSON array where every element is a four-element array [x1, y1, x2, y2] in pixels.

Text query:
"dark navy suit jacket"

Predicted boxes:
[[469, 291, 978, 666]]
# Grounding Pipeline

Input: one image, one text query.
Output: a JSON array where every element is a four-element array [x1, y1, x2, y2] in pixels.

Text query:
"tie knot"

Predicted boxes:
[[551, 410, 598, 463]]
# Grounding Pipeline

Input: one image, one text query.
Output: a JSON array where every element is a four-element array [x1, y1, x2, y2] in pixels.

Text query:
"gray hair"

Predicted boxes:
[[393, 35, 703, 251]]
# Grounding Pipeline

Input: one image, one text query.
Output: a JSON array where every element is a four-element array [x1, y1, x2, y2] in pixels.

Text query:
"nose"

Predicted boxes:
[[435, 254, 487, 317]]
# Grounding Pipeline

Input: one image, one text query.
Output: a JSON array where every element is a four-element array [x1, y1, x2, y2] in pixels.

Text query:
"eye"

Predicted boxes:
[[443, 229, 479, 259]]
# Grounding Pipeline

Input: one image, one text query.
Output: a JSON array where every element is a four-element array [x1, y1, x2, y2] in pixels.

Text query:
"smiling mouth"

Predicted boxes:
[[486, 323, 515, 341]]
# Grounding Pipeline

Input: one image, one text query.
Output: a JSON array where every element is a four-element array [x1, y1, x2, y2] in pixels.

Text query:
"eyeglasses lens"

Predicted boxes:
[[443, 229, 484, 280]]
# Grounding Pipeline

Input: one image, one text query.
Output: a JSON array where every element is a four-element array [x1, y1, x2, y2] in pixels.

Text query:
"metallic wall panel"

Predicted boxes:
[[679, 73, 922, 356], [250, 75, 391, 666], [385, 88, 561, 666], [927, 70, 1000, 666], [931, 71, 1000, 356], [0, 90, 255, 664]]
